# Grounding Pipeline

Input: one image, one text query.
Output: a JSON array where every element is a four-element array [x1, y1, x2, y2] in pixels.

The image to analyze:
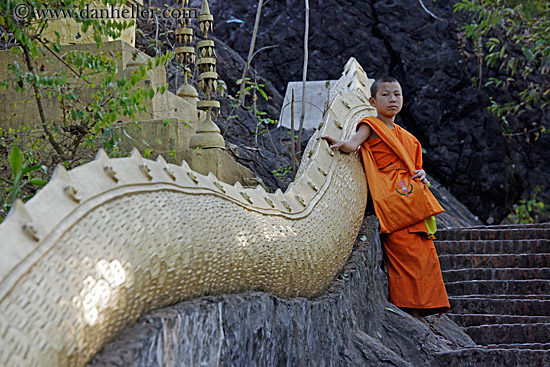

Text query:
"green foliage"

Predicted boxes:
[[272, 166, 292, 180], [455, 0, 550, 139], [2, 144, 47, 218], [225, 93, 241, 122], [236, 77, 277, 141], [507, 185, 550, 223], [0, 0, 173, 221], [286, 131, 298, 139], [502, 0, 546, 16], [236, 77, 268, 102], [216, 79, 228, 97], [251, 109, 277, 137], [1, 0, 173, 152]]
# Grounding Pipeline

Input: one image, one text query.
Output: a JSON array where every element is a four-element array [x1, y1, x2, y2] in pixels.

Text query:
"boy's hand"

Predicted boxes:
[[318, 124, 371, 153], [320, 135, 345, 150], [412, 169, 430, 186]]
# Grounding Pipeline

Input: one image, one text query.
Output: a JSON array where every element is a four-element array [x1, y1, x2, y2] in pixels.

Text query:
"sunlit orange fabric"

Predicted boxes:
[[357, 116, 444, 234], [357, 116, 449, 313]]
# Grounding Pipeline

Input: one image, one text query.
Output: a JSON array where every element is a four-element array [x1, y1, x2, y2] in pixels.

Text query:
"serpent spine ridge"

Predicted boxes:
[[0, 58, 374, 366]]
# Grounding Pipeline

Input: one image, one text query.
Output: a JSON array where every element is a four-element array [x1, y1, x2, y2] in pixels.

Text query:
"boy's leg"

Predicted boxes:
[[382, 222, 450, 316]]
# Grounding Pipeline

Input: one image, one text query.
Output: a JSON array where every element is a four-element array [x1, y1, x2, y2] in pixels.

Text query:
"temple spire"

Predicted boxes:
[[199, 0, 214, 38], [190, 0, 224, 149], [175, 0, 195, 89]]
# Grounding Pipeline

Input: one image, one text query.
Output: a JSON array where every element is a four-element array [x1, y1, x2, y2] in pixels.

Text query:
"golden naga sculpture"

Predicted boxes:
[[0, 58, 374, 367]]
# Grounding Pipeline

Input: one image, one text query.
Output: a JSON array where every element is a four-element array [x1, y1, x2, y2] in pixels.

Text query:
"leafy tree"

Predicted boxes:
[[0, 0, 173, 220], [455, 0, 549, 140]]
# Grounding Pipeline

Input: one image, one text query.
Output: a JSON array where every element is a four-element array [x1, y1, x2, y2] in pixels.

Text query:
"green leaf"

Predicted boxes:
[[21, 164, 42, 175], [14, 28, 22, 41], [27, 178, 48, 187], [522, 46, 535, 61], [21, 194, 35, 201], [360, 235, 367, 241], [9, 145, 22, 178]]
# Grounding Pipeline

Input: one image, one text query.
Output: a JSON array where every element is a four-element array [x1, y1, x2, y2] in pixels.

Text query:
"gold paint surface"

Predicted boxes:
[[0, 58, 373, 367]]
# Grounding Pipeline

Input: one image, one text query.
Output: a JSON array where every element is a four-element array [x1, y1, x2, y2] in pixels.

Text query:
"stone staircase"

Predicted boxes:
[[434, 223, 550, 366]]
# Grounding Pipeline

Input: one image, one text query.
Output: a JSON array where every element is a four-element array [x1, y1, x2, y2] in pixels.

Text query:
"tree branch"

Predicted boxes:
[[418, 0, 442, 20], [37, 38, 92, 86], [502, 126, 545, 137], [250, 45, 279, 64], [22, 44, 67, 160], [297, 0, 309, 157], [240, 0, 263, 106]]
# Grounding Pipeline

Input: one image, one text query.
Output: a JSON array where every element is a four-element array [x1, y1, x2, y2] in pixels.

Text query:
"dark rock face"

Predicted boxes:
[[427, 173, 482, 228], [206, 0, 550, 224], [88, 216, 474, 367], [214, 93, 315, 191]]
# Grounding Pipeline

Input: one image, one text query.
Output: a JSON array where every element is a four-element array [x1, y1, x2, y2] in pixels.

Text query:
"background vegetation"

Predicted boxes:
[[455, 0, 549, 140], [0, 0, 171, 221], [455, 0, 549, 223]]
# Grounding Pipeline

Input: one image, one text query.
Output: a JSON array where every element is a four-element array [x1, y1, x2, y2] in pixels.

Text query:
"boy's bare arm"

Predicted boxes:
[[321, 124, 371, 153]]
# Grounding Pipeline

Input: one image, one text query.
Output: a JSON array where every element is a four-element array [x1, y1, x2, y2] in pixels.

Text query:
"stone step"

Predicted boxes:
[[465, 323, 550, 345], [445, 280, 550, 296], [435, 347, 550, 367], [436, 227, 550, 241], [438, 253, 550, 269], [448, 313, 550, 327], [451, 294, 550, 300], [442, 267, 550, 282], [448, 296, 550, 316], [486, 343, 550, 350], [458, 223, 550, 230], [435, 239, 549, 255]]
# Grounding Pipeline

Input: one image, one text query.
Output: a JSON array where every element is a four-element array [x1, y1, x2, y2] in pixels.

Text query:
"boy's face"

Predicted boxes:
[[368, 82, 403, 119]]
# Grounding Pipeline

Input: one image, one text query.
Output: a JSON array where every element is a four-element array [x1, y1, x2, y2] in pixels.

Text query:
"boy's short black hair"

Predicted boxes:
[[370, 76, 399, 98]]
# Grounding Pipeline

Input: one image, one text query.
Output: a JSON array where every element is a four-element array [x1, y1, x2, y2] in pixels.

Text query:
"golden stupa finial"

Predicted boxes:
[[175, 0, 189, 7], [190, 0, 224, 149], [174, 0, 195, 87], [197, 0, 218, 110], [199, 0, 214, 38]]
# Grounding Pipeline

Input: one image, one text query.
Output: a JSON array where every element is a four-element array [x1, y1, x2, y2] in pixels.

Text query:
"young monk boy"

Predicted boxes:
[[322, 76, 450, 317]]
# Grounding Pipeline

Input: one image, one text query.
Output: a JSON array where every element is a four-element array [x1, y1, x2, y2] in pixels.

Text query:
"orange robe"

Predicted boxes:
[[357, 117, 450, 314]]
